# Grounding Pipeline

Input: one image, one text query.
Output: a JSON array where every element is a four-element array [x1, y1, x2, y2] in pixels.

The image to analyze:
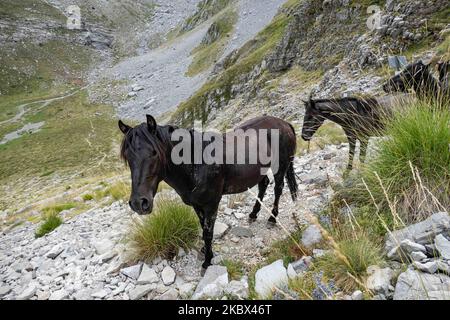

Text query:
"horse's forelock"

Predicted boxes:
[[120, 124, 167, 165]]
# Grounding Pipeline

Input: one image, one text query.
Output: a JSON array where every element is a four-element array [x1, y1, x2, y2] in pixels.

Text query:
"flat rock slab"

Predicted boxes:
[[435, 234, 450, 260], [49, 289, 69, 300], [137, 264, 159, 285], [254, 259, 288, 298], [93, 238, 115, 255], [385, 212, 450, 256], [120, 264, 142, 280], [46, 245, 64, 259], [301, 225, 322, 248], [394, 269, 450, 300], [192, 265, 229, 300], [129, 284, 154, 300], [230, 227, 253, 238], [214, 222, 229, 239]]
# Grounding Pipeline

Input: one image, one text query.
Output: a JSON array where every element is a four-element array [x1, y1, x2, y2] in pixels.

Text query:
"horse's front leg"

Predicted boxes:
[[345, 135, 356, 176], [359, 138, 369, 164], [201, 209, 217, 269]]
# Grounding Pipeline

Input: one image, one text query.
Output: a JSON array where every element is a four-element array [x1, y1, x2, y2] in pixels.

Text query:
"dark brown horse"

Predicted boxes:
[[383, 60, 448, 100], [301, 95, 413, 172], [119, 115, 298, 269]]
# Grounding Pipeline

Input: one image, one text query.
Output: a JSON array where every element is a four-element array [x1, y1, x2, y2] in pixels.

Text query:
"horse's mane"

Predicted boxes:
[[120, 124, 171, 165]]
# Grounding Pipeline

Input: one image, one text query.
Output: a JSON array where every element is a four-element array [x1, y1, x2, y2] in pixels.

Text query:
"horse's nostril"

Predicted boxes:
[[141, 198, 150, 212]]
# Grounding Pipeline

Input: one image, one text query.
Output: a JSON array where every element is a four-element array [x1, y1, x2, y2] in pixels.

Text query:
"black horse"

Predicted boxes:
[[383, 60, 447, 100], [119, 115, 298, 269], [301, 95, 412, 172]]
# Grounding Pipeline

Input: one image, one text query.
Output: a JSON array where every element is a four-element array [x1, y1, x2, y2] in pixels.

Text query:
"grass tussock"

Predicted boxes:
[[222, 259, 244, 280], [264, 229, 310, 266], [128, 197, 200, 261], [315, 235, 383, 292], [347, 101, 450, 225], [35, 211, 63, 238]]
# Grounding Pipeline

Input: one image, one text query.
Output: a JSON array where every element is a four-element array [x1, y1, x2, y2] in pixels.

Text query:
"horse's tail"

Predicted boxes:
[[286, 157, 298, 202], [285, 122, 298, 202]]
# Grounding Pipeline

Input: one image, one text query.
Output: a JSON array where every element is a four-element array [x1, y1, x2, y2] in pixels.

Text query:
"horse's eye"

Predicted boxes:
[[152, 150, 157, 156]]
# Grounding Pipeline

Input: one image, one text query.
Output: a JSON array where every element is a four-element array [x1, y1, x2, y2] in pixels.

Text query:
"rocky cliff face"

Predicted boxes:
[[171, 0, 450, 128]]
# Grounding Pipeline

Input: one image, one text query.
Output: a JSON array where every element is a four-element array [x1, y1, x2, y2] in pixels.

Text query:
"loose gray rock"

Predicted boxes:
[[17, 283, 37, 300], [178, 283, 196, 297], [0, 285, 11, 297], [91, 289, 109, 299], [224, 278, 249, 299], [230, 227, 253, 238], [301, 225, 322, 248], [158, 288, 178, 300], [366, 266, 393, 295], [351, 290, 363, 300], [120, 264, 142, 280], [94, 238, 115, 255], [129, 284, 154, 300], [137, 264, 159, 285], [435, 234, 450, 260], [161, 266, 176, 285], [46, 245, 64, 259], [254, 260, 288, 298], [400, 239, 427, 254], [413, 261, 438, 274], [214, 222, 229, 239], [49, 289, 69, 300], [290, 256, 313, 273], [385, 212, 450, 259], [192, 265, 229, 300], [394, 269, 450, 300], [411, 251, 427, 262]]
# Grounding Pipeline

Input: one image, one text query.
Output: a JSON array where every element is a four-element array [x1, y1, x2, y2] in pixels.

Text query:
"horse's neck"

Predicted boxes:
[[317, 100, 357, 126]]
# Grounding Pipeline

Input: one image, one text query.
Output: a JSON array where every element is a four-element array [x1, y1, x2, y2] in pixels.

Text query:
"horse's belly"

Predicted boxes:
[[223, 165, 265, 194]]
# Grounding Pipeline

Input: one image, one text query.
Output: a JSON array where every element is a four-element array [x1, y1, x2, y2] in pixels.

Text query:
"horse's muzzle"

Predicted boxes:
[[129, 197, 153, 215]]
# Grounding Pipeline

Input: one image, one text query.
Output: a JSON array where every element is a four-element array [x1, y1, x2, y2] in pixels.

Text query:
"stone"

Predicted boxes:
[[410, 251, 427, 262], [100, 250, 117, 263], [120, 264, 142, 280], [287, 264, 297, 279], [224, 278, 249, 299], [394, 269, 450, 300], [137, 265, 159, 285], [192, 265, 229, 300], [312, 249, 329, 258], [230, 227, 253, 238], [233, 211, 246, 219], [437, 260, 450, 273], [301, 225, 322, 248], [435, 234, 450, 260], [290, 256, 313, 273], [46, 245, 64, 259], [351, 290, 363, 300], [91, 289, 109, 299], [299, 171, 328, 187], [385, 212, 450, 259], [94, 238, 115, 255], [400, 239, 427, 254], [0, 285, 11, 297], [158, 288, 178, 300], [129, 285, 154, 300], [178, 283, 196, 297], [17, 283, 37, 300], [161, 266, 176, 285], [254, 260, 288, 298], [366, 266, 393, 295], [214, 222, 229, 239], [412, 261, 438, 274], [49, 289, 69, 300]]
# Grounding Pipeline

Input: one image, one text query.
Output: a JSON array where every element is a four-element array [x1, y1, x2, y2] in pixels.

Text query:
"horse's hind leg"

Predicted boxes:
[[268, 168, 287, 225], [249, 176, 270, 222], [359, 138, 369, 164], [345, 135, 356, 175]]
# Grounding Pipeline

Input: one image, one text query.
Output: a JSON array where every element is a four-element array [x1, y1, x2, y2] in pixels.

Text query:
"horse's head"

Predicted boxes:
[[383, 61, 429, 93], [301, 99, 325, 141], [118, 115, 167, 215]]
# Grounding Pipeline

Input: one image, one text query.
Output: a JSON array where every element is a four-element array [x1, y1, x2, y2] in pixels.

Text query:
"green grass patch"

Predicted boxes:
[[180, 0, 234, 33], [186, 7, 238, 77], [42, 203, 77, 216], [128, 197, 200, 261], [35, 212, 63, 238], [263, 229, 310, 266], [82, 194, 94, 201], [221, 259, 244, 280]]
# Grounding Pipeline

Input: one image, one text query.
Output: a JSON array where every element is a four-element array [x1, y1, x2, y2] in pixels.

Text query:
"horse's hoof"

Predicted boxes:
[[200, 267, 207, 276], [202, 262, 211, 271], [266, 220, 277, 228]]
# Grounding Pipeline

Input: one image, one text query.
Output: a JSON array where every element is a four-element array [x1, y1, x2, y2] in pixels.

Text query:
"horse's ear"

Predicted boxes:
[[118, 120, 131, 135], [146, 115, 157, 134]]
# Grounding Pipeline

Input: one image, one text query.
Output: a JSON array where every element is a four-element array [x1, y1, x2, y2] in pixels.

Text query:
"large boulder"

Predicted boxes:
[[192, 265, 229, 300], [385, 212, 450, 260], [435, 234, 450, 260], [394, 269, 450, 300], [301, 225, 323, 249], [254, 260, 288, 298]]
